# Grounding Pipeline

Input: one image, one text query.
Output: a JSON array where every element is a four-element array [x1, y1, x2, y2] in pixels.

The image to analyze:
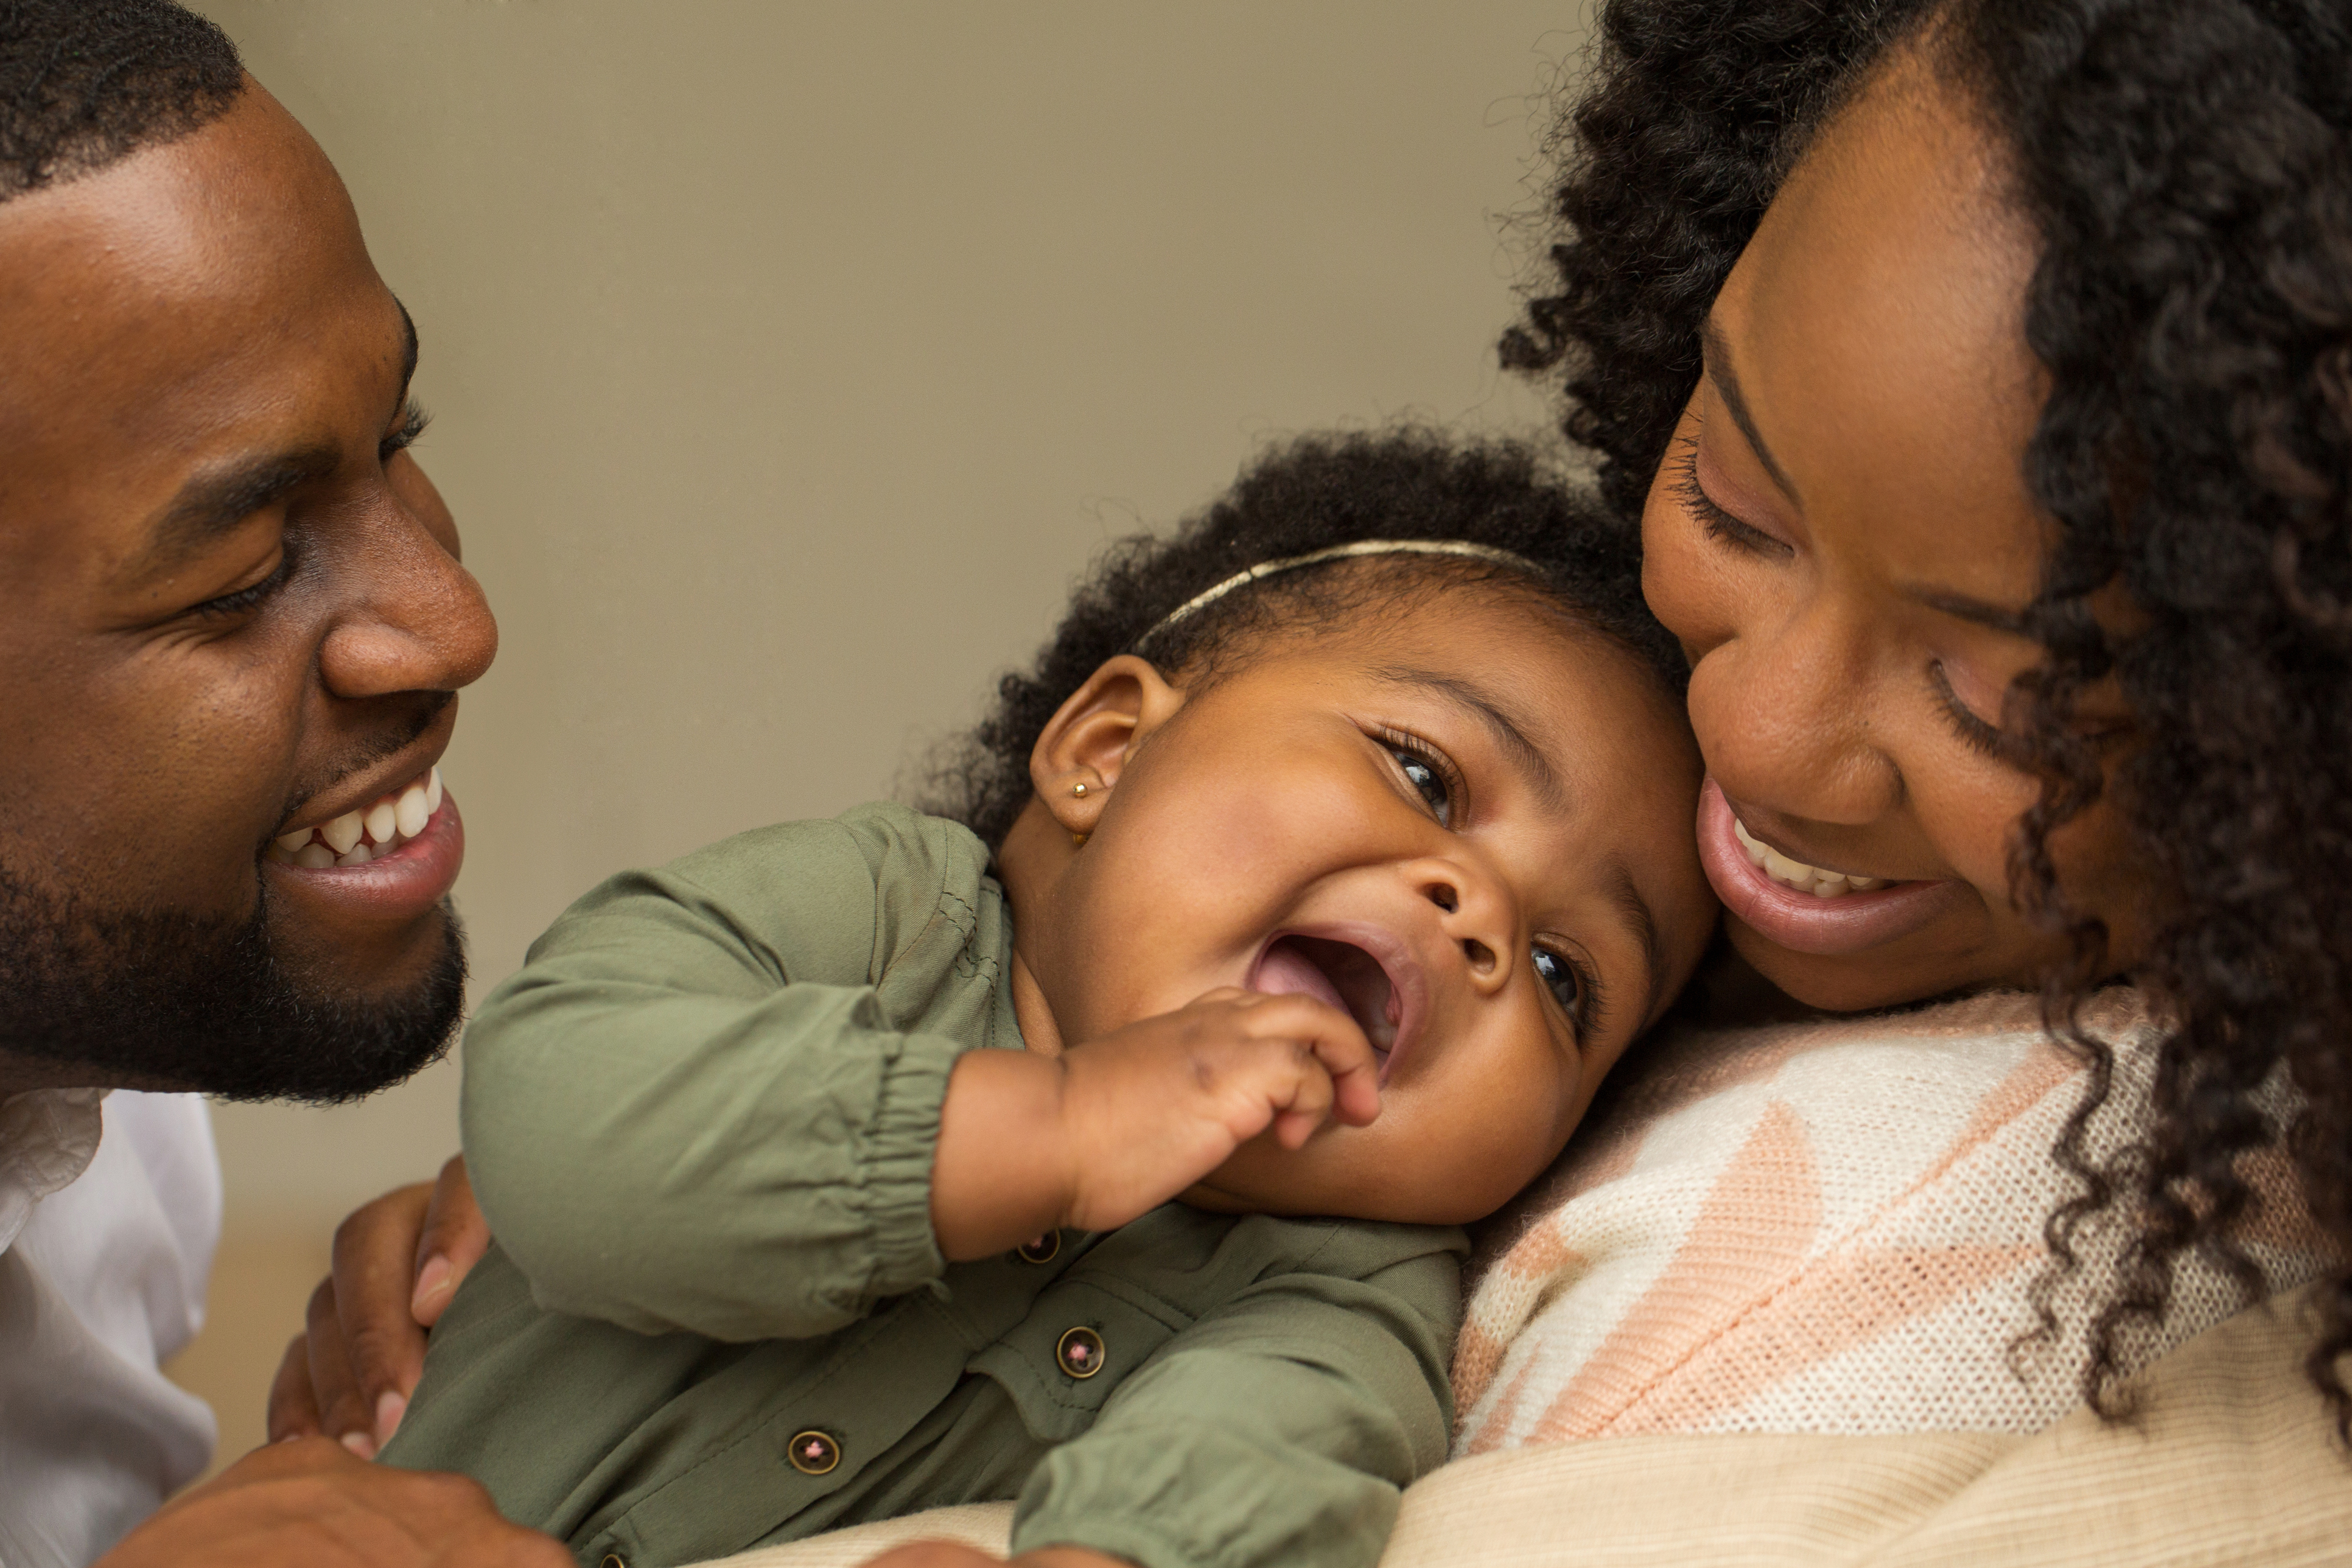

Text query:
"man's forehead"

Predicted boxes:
[[0, 88, 402, 581]]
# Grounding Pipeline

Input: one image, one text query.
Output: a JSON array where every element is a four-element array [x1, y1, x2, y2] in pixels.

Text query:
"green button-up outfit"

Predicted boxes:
[[383, 803, 1466, 1568]]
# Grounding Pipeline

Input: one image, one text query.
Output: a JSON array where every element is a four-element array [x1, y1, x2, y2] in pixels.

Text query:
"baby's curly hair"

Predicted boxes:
[[928, 428, 1682, 850], [1508, 0, 2352, 1426]]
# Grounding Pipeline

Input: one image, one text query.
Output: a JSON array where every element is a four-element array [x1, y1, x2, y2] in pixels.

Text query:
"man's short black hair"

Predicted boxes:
[[1, 0, 243, 202]]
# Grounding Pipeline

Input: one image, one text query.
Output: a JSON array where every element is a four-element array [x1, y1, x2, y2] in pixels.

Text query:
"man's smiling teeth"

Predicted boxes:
[[268, 767, 443, 869], [1731, 814, 1886, 898]]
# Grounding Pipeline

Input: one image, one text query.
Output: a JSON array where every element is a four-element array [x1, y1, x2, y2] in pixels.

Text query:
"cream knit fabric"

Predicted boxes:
[[1452, 988, 2334, 1449], [696, 1284, 2352, 1568]]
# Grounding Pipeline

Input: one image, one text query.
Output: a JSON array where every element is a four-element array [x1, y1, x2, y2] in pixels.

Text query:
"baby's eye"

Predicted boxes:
[[1391, 748, 1452, 827], [1530, 946, 1584, 1023]]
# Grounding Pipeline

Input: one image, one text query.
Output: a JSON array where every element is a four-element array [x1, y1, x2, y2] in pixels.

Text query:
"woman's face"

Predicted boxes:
[[1640, 56, 2147, 1013]]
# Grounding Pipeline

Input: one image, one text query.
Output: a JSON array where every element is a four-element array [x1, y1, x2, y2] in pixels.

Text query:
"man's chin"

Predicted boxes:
[[0, 869, 468, 1104]]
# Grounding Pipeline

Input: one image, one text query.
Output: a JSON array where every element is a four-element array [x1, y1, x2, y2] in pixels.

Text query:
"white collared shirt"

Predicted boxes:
[[0, 1090, 219, 1567]]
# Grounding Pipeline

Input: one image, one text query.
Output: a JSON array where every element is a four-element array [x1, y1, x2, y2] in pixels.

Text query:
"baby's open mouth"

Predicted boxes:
[[1250, 935, 1400, 1059]]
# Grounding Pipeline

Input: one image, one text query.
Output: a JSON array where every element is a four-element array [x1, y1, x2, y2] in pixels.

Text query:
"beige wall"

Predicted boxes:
[[188, 0, 1587, 1228]]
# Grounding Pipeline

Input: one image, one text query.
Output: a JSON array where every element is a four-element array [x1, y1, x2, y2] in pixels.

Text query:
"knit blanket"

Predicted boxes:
[[695, 1281, 2352, 1567], [1451, 987, 2335, 1451]]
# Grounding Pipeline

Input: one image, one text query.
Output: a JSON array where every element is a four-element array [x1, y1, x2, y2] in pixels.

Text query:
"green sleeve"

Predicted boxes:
[[460, 815, 967, 1342], [1010, 1232, 1463, 1568]]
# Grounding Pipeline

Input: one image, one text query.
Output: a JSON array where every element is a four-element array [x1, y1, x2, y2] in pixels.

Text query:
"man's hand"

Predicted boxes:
[[930, 989, 1379, 1259], [98, 1438, 569, 1568], [863, 1544, 1133, 1568], [268, 1155, 491, 1457]]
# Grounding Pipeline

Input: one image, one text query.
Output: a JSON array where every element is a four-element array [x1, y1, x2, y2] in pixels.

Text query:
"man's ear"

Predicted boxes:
[[1028, 654, 1185, 838]]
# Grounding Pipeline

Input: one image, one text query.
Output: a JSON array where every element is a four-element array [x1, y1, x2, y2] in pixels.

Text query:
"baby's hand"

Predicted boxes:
[[928, 990, 1379, 1259], [1054, 989, 1380, 1231]]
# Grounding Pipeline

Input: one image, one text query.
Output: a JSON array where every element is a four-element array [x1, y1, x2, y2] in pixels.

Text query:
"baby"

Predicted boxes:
[[382, 430, 1718, 1568]]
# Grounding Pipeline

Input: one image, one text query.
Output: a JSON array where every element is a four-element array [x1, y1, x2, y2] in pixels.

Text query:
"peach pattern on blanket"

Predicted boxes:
[[1453, 990, 2335, 1452]]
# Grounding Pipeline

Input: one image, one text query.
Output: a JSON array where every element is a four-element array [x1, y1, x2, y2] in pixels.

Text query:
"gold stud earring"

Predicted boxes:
[[1072, 782, 1089, 797]]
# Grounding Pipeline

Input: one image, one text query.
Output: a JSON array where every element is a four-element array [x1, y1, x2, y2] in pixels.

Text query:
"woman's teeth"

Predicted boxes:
[[268, 767, 443, 869], [1731, 814, 1886, 898]]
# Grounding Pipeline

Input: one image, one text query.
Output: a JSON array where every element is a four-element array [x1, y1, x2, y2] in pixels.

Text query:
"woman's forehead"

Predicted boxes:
[[1714, 57, 2049, 608]]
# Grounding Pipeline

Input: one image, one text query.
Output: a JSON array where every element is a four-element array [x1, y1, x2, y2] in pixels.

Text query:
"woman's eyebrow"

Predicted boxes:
[[1700, 315, 1801, 505], [1368, 666, 1568, 817], [1906, 586, 2031, 637]]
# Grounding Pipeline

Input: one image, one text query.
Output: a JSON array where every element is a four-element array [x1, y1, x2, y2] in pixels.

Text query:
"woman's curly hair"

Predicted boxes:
[[928, 427, 1683, 850], [1507, 0, 2352, 1427]]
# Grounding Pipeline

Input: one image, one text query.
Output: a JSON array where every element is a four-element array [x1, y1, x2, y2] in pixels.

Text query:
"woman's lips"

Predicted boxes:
[[1697, 779, 1965, 957]]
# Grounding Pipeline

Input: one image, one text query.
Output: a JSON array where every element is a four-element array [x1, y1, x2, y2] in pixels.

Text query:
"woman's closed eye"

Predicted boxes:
[[1670, 435, 1791, 559]]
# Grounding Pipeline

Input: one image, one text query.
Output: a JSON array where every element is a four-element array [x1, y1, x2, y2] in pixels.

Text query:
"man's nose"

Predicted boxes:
[[1686, 593, 1899, 828], [1407, 857, 1516, 993], [316, 505, 499, 701]]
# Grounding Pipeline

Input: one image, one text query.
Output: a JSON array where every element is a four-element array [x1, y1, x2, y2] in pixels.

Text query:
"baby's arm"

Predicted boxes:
[[462, 816, 964, 1342], [928, 988, 1383, 1260]]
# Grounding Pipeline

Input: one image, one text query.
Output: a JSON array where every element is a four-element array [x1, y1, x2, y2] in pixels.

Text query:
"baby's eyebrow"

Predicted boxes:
[[1371, 663, 1668, 1032], [1366, 665, 1569, 819], [1607, 860, 1668, 1031]]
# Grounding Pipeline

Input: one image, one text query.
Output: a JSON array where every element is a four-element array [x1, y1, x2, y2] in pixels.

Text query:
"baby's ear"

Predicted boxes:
[[1027, 654, 1185, 837]]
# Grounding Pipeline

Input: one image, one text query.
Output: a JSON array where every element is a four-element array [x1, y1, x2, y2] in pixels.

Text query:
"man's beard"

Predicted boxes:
[[0, 864, 466, 1104]]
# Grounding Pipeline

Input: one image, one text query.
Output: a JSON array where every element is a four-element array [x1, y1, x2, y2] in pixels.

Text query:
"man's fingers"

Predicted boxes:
[[110, 1438, 577, 1567], [411, 1154, 489, 1328], [265, 1334, 323, 1445], [329, 1181, 437, 1448], [300, 1276, 379, 1457]]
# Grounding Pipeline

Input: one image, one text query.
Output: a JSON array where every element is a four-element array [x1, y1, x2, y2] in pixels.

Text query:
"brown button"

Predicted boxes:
[[1014, 1231, 1060, 1264], [1055, 1325, 1105, 1379], [786, 1428, 841, 1475]]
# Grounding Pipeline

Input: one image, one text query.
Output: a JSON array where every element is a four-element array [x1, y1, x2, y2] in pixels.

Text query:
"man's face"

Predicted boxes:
[[0, 83, 497, 1100]]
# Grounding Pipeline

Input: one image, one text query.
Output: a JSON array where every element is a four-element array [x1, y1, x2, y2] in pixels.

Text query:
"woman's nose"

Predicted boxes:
[[317, 503, 499, 702], [1411, 859, 1514, 991], [1686, 596, 1899, 828]]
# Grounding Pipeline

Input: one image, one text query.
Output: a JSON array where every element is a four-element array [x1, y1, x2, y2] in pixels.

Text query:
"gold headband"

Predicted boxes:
[[1134, 538, 1545, 652]]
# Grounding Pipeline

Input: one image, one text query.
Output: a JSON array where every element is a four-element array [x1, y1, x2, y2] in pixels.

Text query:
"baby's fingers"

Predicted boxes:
[[1266, 998, 1380, 1129], [1231, 993, 1379, 1134], [1266, 1040, 1337, 1147]]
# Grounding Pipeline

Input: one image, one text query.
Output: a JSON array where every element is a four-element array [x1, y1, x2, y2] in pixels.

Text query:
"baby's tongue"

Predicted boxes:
[[1251, 937, 1349, 1013]]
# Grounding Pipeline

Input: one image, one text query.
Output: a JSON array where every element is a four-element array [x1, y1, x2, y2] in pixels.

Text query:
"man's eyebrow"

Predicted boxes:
[[393, 297, 419, 411], [1368, 666, 1569, 818], [136, 444, 342, 582], [1700, 316, 1800, 505], [131, 301, 421, 586], [1606, 859, 1668, 1031]]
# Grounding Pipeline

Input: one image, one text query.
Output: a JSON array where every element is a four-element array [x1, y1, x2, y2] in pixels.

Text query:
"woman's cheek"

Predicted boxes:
[[1909, 751, 2037, 898]]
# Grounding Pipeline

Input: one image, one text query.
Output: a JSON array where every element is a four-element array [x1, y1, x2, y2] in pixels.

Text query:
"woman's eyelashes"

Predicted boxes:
[[1670, 437, 1790, 559], [1929, 659, 2028, 764]]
